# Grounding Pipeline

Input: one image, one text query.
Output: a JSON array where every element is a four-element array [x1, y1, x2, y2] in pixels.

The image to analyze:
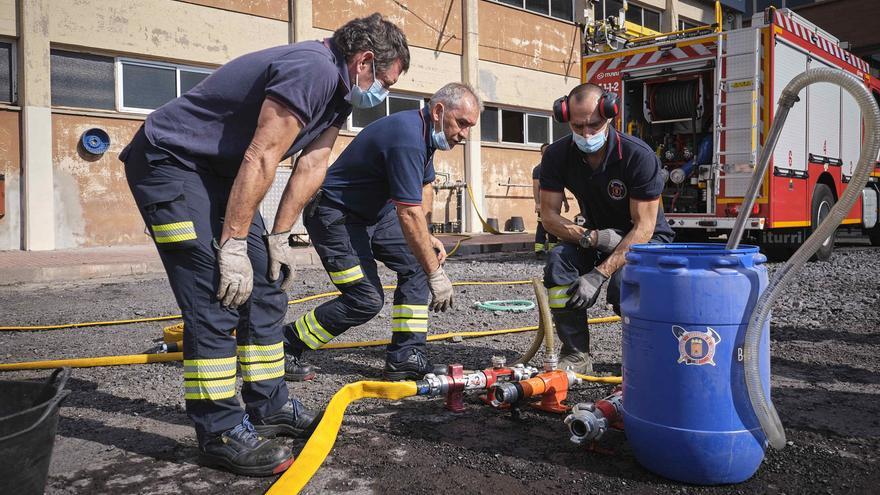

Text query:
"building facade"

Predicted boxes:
[[0, 1, 718, 251]]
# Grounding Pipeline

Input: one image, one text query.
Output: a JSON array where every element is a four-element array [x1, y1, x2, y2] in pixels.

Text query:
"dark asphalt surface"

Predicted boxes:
[[0, 244, 878, 494]]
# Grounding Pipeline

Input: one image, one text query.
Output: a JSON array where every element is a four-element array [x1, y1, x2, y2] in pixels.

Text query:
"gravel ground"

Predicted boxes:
[[1, 243, 878, 494]]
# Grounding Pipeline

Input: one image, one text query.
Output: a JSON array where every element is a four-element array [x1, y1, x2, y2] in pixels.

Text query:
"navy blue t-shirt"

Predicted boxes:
[[144, 39, 353, 177], [540, 126, 674, 241], [532, 164, 541, 180], [322, 107, 437, 223]]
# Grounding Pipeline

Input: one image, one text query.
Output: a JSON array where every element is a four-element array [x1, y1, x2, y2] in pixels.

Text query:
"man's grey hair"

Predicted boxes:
[[333, 13, 410, 73], [429, 82, 483, 111]]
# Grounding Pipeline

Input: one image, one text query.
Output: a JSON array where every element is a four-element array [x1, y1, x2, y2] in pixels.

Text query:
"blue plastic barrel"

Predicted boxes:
[[619, 243, 770, 484]]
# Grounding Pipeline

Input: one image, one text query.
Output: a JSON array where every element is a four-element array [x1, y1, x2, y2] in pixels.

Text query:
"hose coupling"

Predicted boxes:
[[564, 389, 624, 444], [565, 403, 610, 444], [421, 373, 450, 396], [491, 381, 522, 407]]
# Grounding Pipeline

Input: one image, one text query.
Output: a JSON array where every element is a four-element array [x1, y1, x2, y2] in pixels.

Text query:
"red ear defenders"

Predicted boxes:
[[553, 89, 619, 123]]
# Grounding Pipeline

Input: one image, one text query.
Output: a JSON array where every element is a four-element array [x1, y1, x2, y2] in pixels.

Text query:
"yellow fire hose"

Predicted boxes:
[[266, 380, 419, 495], [0, 280, 532, 332], [0, 317, 622, 372]]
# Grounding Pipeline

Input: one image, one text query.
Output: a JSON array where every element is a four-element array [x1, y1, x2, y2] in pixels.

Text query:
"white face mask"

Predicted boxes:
[[432, 108, 451, 150], [349, 63, 388, 109]]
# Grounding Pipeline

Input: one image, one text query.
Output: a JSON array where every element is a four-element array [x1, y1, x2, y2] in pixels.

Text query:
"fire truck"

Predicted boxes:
[[581, 3, 880, 259]]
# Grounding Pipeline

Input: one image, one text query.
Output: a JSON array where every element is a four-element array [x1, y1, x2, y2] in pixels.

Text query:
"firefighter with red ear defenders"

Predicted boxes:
[[282, 82, 482, 382], [540, 83, 674, 373]]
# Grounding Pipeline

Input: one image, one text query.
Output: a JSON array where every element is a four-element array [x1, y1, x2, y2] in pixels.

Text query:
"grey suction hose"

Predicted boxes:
[[727, 68, 880, 450], [513, 278, 554, 366]]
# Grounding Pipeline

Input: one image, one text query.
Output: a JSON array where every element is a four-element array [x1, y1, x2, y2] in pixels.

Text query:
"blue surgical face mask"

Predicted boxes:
[[573, 128, 607, 154], [432, 109, 451, 151], [349, 63, 388, 109]]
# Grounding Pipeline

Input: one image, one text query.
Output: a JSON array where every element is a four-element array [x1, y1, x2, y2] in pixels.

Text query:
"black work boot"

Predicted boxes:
[[199, 415, 293, 476], [553, 309, 593, 374], [252, 399, 321, 438], [284, 353, 316, 382], [383, 348, 446, 381]]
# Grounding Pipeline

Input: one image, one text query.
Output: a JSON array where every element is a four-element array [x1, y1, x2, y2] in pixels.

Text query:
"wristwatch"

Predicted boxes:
[[579, 229, 594, 249]]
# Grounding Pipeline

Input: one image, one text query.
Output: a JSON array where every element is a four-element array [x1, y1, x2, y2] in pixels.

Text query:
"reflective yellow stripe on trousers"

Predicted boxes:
[[294, 309, 334, 349], [152, 221, 197, 244], [183, 356, 236, 400], [549, 285, 571, 309], [391, 304, 428, 333], [327, 265, 363, 286], [238, 342, 284, 382]]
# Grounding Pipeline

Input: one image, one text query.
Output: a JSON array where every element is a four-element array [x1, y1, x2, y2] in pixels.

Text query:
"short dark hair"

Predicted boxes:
[[540, 142, 550, 151], [332, 13, 410, 74], [568, 83, 604, 103]]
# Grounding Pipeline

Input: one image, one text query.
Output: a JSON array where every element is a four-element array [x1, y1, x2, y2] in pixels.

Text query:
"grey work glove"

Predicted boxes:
[[566, 268, 608, 310], [428, 266, 454, 312], [265, 230, 296, 291], [215, 237, 253, 309], [595, 228, 625, 254]]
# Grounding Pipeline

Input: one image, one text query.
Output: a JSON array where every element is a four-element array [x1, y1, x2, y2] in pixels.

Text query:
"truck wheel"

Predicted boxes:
[[869, 224, 880, 246], [810, 183, 836, 261]]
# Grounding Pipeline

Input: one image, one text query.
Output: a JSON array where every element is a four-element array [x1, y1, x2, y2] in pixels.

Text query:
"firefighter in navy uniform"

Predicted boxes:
[[539, 83, 674, 374], [120, 15, 410, 476], [283, 82, 481, 381]]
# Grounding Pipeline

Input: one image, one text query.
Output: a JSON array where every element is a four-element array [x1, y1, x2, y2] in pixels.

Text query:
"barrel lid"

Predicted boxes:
[[630, 243, 759, 256]]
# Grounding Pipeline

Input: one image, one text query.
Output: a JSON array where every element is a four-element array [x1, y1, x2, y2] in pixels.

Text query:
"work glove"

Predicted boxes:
[[595, 228, 624, 254], [215, 237, 253, 309], [265, 230, 297, 291], [428, 266, 454, 312], [566, 269, 608, 310]]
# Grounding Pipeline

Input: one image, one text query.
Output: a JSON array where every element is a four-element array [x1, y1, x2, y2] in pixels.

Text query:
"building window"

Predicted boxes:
[[51, 50, 115, 110], [0, 42, 13, 104], [552, 120, 571, 142], [625, 3, 662, 32], [527, 114, 550, 144], [501, 109, 525, 143], [600, 0, 625, 19], [480, 107, 499, 142], [481, 105, 557, 146], [493, 0, 575, 22], [679, 18, 700, 30], [118, 59, 212, 113], [349, 94, 424, 130]]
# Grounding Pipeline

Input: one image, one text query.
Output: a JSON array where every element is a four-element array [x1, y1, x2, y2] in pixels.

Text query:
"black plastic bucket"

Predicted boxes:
[[0, 368, 71, 495]]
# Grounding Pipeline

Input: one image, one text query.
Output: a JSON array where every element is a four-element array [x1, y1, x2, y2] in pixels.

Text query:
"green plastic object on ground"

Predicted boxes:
[[473, 300, 535, 313]]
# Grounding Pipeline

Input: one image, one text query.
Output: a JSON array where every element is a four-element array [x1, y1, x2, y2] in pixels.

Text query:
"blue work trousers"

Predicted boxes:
[[122, 128, 289, 445], [284, 200, 429, 362]]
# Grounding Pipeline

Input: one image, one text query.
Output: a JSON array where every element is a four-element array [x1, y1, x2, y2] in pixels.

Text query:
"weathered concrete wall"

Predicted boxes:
[[0, 0, 16, 37], [479, 58, 578, 112], [678, 0, 717, 24], [481, 146, 540, 231], [313, 0, 462, 55], [177, 0, 289, 21], [52, 115, 147, 248], [478, 1, 580, 77], [48, 0, 289, 65], [0, 109, 21, 250]]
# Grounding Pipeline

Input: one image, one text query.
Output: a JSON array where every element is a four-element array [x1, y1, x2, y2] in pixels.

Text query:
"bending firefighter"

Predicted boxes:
[[283, 82, 481, 381], [533, 142, 569, 257], [121, 14, 410, 476], [540, 83, 674, 373]]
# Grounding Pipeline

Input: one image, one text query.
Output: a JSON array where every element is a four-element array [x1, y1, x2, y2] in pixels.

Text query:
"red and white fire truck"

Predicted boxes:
[[582, 6, 880, 259]]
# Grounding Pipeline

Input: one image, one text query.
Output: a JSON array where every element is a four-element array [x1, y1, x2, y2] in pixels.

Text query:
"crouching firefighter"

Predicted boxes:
[[283, 82, 481, 381], [539, 83, 674, 373], [121, 14, 410, 475]]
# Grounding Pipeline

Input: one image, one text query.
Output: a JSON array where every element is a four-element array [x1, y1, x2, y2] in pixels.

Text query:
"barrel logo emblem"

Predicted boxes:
[[672, 325, 721, 366]]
